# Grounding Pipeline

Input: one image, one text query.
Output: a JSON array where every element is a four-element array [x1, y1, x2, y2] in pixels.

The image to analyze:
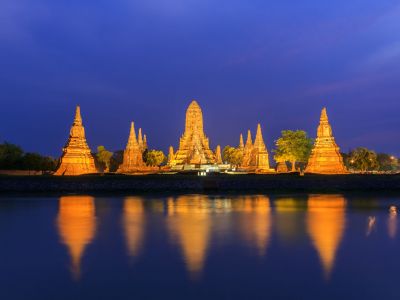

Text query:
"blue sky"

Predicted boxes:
[[1, 0, 400, 156]]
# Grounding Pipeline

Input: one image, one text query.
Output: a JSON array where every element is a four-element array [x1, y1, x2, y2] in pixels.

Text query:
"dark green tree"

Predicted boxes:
[[347, 147, 379, 172], [0, 142, 24, 169], [377, 153, 398, 171]]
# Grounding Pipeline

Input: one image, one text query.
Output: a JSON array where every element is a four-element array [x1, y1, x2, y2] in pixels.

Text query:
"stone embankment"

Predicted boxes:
[[1, 174, 400, 194]]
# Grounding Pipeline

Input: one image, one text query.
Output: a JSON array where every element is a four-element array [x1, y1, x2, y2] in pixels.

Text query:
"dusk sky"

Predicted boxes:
[[1, 0, 400, 157]]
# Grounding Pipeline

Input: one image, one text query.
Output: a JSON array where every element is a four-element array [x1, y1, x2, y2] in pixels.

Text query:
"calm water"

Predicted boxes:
[[0, 194, 399, 300]]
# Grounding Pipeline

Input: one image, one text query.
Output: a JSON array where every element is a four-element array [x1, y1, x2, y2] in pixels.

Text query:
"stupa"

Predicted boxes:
[[239, 125, 274, 172], [305, 108, 348, 174], [242, 130, 253, 167], [215, 145, 223, 164], [167, 146, 175, 165], [169, 100, 216, 169], [117, 122, 145, 173], [54, 106, 97, 176], [251, 124, 274, 172], [238, 134, 245, 150]]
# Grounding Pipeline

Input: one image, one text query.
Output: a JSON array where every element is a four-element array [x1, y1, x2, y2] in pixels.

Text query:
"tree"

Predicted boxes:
[[96, 146, 113, 172], [21, 153, 57, 171], [377, 153, 398, 172], [347, 147, 379, 172], [0, 142, 24, 169], [0, 142, 57, 171], [144, 150, 166, 167], [110, 150, 123, 172], [222, 146, 243, 167], [273, 130, 313, 171]]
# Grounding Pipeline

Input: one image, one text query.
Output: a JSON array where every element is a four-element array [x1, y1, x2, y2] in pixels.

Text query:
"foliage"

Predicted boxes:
[[109, 150, 123, 172], [273, 130, 313, 171], [144, 150, 166, 167], [0, 142, 24, 169], [222, 146, 243, 167], [0, 142, 57, 171], [377, 153, 398, 171], [347, 147, 379, 172], [96, 146, 113, 172]]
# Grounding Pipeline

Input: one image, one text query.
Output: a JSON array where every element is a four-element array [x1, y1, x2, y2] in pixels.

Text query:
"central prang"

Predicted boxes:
[[169, 100, 216, 168]]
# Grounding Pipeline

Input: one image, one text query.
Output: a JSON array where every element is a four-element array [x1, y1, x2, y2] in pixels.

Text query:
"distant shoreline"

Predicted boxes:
[[1, 174, 400, 195]]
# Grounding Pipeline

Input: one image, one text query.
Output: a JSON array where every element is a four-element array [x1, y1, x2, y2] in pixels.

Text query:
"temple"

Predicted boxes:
[[54, 106, 97, 176], [117, 122, 146, 173], [305, 108, 348, 174], [168, 100, 216, 169], [239, 124, 274, 172]]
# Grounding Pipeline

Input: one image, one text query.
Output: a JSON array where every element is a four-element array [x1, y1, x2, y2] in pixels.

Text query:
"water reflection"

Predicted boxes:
[[307, 195, 346, 278], [275, 197, 307, 244], [388, 206, 397, 239], [167, 195, 211, 279], [234, 196, 271, 256], [57, 196, 97, 279], [366, 216, 376, 236], [122, 197, 145, 259]]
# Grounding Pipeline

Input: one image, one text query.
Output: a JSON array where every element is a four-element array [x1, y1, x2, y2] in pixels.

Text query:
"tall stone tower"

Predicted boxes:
[[54, 106, 97, 176], [242, 130, 253, 167], [305, 108, 348, 174], [169, 100, 216, 168], [117, 122, 145, 173], [251, 124, 272, 171], [215, 145, 223, 164]]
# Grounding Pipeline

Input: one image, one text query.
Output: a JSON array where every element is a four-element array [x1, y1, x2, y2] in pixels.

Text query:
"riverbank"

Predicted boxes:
[[1, 173, 400, 194]]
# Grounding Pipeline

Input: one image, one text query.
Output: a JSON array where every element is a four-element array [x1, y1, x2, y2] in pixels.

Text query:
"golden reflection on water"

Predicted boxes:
[[57, 196, 96, 280], [306, 195, 346, 278], [234, 196, 271, 256], [366, 216, 376, 236], [388, 208, 397, 239], [123, 197, 145, 259], [167, 195, 211, 279]]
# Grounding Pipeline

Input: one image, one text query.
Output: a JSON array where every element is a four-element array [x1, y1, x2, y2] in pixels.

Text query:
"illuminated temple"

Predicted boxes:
[[239, 124, 274, 172], [168, 100, 217, 169], [54, 106, 97, 176], [117, 122, 147, 173], [305, 108, 348, 174]]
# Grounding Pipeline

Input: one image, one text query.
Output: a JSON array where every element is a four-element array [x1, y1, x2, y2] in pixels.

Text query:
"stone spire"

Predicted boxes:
[[74, 106, 82, 125], [169, 100, 216, 167], [54, 106, 97, 176], [167, 146, 175, 166], [239, 134, 244, 149], [253, 124, 266, 150], [138, 128, 144, 152], [117, 122, 145, 173], [251, 123, 272, 171], [305, 108, 348, 174], [127, 122, 138, 148], [143, 134, 148, 151], [242, 130, 253, 167], [215, 145, 223, 164], [245, 130, 253, 149]]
